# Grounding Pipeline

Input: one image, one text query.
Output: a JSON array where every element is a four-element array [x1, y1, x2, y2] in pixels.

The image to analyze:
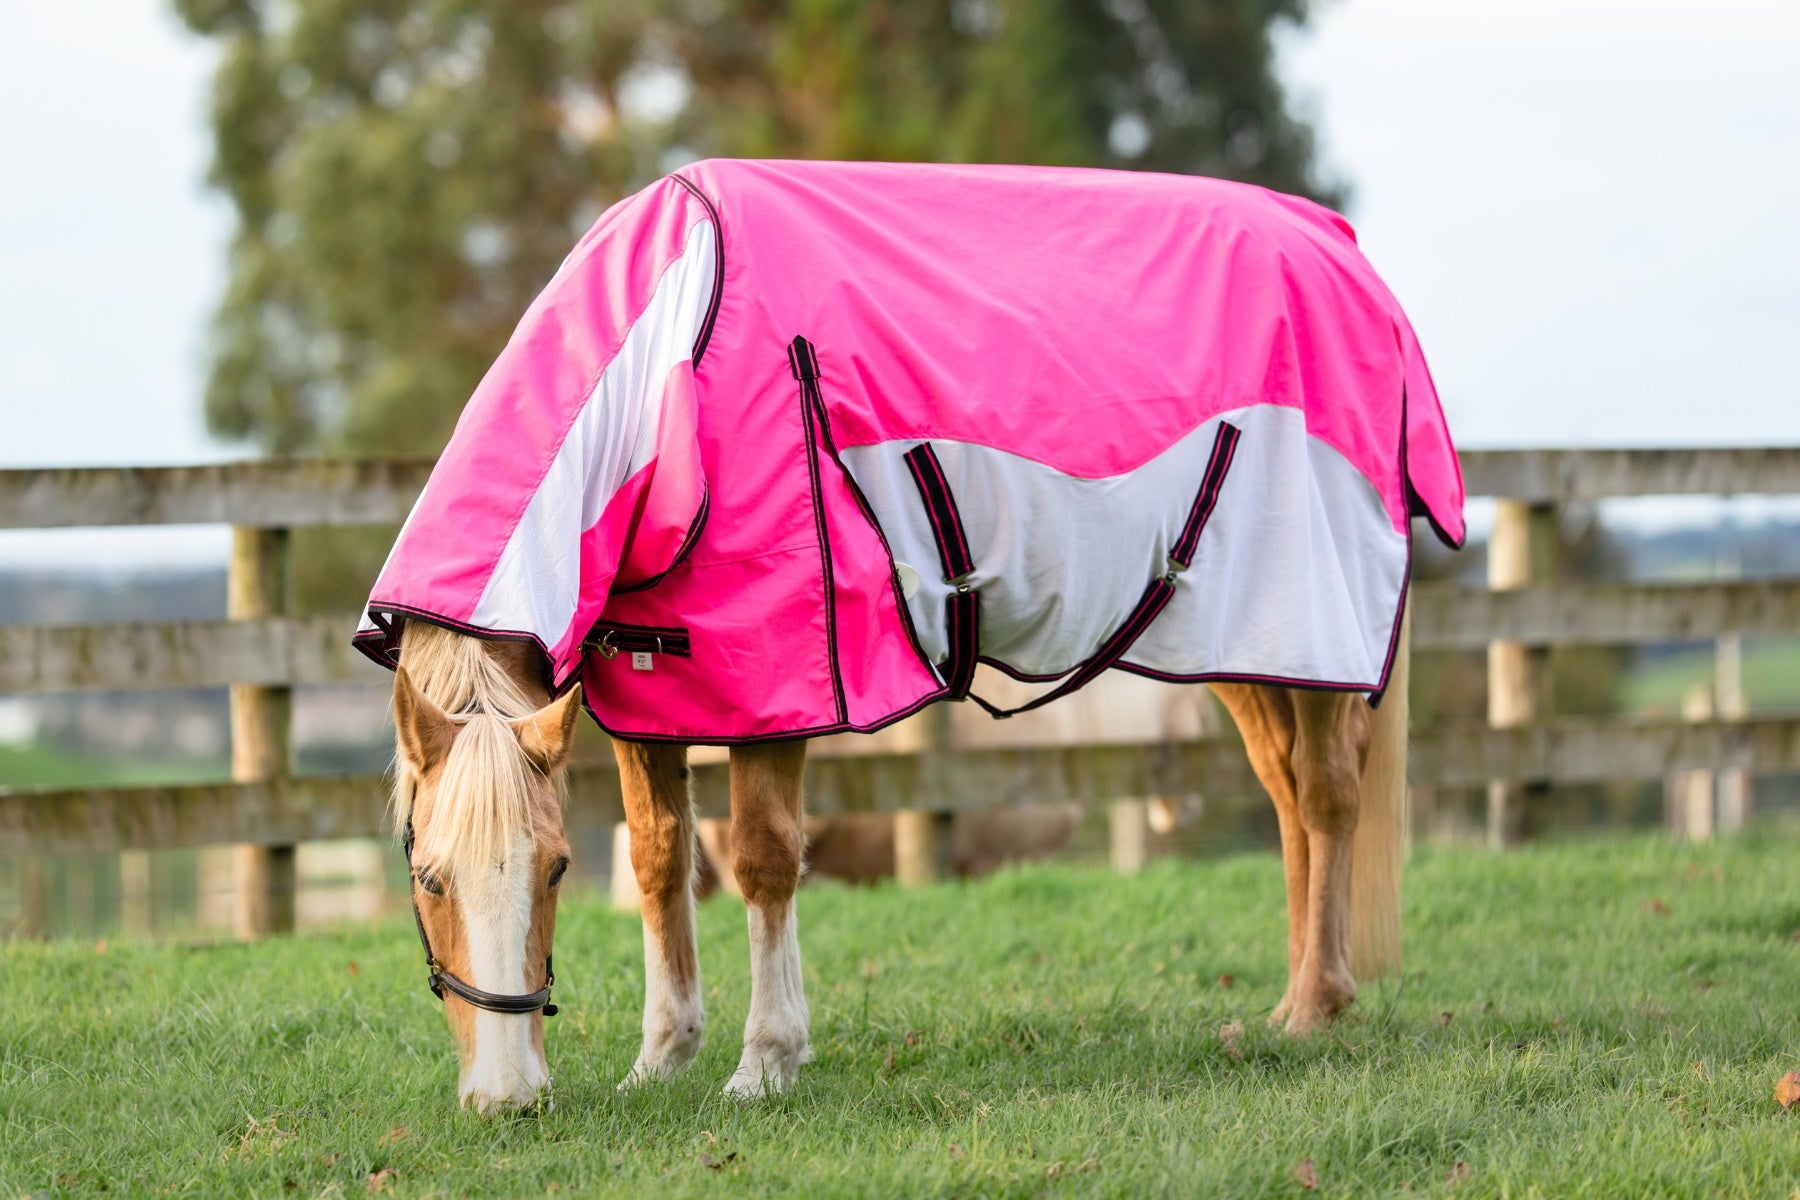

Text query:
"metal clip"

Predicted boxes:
[[948, 572, 975, 595], [591, 630, 618, 660]]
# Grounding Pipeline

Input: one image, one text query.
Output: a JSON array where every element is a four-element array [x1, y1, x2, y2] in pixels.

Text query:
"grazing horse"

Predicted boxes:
[[358, 160, 1461, 1110]]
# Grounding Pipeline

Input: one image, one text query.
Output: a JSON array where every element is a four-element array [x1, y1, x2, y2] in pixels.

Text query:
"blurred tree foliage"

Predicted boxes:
[[176, 0, 1338, 607]]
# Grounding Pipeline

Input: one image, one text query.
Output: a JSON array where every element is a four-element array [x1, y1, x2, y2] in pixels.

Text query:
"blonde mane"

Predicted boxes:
[[393, 623, 562, 877]]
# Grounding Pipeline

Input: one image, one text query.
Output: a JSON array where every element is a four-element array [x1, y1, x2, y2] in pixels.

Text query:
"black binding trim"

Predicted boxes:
[[795, 340, 938, 680], [790, 336, 848, 724], [669, 174, 724, 367]]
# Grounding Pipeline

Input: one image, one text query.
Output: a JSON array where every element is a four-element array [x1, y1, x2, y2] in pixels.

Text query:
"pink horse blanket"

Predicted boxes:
[[355, 160, 1463, 742]]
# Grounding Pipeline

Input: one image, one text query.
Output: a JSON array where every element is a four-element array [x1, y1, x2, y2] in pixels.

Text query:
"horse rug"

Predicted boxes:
[[354, 159, 1465, 742]]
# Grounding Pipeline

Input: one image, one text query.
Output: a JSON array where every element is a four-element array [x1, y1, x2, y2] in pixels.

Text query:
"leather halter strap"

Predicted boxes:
[[403, 818, 559, 1018]]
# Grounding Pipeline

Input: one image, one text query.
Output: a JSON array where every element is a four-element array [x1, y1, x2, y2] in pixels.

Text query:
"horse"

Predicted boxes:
[[388, 613, 1407, 1111], [364, 160, 1456, 1112]]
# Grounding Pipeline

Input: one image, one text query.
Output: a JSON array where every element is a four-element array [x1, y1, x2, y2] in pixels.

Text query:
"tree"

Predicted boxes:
[[180, 0, 1337, 456], [176, 0, 1338, 603]]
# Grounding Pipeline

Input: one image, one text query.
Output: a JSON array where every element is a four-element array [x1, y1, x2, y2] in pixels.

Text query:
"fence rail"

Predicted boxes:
[[8, 578, 1800, 695], [4, 447, 1798, 927], [7, 714, 1800, 859]]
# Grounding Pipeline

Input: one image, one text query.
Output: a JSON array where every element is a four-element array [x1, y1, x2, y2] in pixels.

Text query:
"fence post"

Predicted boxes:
[[1486, 499, 1555, 848], [118, 850, 153, 938], [1108, 800, 1151, 873], [1715, 631, 1753, 833], [230, 525, 296, 938], [1667, 685, 1716, 840], [17, 858, 50, 939], [894, 704, 956, 886]]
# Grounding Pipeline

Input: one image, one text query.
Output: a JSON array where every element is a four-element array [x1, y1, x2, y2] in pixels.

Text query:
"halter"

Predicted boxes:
[[403, 817, 559, 1017]]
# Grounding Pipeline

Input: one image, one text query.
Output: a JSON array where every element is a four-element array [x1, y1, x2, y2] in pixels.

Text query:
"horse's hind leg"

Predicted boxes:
[[1209, 684, 1309, 1024], [1284, 689, 1373, 1033], [615, 740, 705, 1086], [723, 739, 813, 1099]]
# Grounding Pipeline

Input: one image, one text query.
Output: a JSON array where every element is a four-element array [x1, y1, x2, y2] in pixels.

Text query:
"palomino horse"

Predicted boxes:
[[368, 160, 1456, 1113], [389, 615, 1407, 1111]]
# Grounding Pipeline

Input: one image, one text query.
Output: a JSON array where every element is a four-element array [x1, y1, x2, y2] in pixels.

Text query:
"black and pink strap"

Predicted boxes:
[[904, 421, 1241, 718], [903, 442, 980, 698]]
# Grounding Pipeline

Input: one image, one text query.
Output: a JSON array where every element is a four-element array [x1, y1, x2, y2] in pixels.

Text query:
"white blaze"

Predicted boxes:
[[458, 832, 548, 1111]]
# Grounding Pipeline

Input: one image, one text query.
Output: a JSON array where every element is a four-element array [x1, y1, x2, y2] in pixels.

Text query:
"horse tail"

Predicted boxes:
[[1350, 596, 1409, 980]]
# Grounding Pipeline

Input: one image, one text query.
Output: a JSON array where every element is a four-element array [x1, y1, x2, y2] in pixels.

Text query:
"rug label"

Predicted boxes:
[[632, 652, 654, 671]]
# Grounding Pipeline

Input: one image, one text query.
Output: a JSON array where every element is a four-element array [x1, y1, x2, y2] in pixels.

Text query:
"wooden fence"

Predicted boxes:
[[4, 448, 1800, 933]]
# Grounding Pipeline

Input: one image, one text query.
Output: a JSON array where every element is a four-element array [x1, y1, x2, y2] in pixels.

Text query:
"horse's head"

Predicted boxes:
[[390, 641, 580, 1114]]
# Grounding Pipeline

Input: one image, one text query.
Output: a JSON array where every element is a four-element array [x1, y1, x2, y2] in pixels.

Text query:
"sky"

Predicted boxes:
[[1, 0, 1797, 569]]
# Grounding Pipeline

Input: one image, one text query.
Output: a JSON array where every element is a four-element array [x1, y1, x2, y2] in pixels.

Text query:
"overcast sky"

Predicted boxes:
[[2, 0, 1797, 568]]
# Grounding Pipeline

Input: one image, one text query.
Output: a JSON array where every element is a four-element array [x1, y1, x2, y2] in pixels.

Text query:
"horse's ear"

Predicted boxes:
[[394, 666, 455, 772], [513, 684, 583, 772]]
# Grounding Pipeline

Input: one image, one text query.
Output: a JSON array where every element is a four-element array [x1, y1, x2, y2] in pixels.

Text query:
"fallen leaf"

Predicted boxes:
[[904, 1030, 920, 1047], [93, 939, 107, 955], [347, 961, 360, 976], [1446, 1161, 1472, 1185], [1218, 973, 1235, 990], [1045, 1161, 1067, 1179], [1643, 899, 1670, 916], [319, 1154, 339, 1167], [1775, 1070, 1800, 1110], [698, 1154, 720, 1170], [1293, 1157, 1319, 1190], [1789, 929, 1800, 942], [367, 1167, 397, 1193], [948, 1144, 964, 1160], [378, 1126, 407, 1147], [1438, 1011, 1455, 1028]]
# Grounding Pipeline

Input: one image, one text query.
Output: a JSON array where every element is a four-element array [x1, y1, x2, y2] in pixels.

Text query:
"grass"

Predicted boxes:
[[5, 833, 1800, 1198]]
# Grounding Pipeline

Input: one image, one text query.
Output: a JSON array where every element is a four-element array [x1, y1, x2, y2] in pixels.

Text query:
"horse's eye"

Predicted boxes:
[[548, 856, 570, 891], [417, 869, 444, 897]]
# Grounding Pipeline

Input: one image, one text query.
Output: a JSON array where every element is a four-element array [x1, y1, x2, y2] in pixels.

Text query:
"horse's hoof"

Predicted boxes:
[[722, 1041, 812, 1100]]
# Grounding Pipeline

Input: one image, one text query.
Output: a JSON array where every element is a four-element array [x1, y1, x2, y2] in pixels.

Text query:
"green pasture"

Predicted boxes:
[[1624, 636, 1800, 715], [5, 832, 1800, 1198]]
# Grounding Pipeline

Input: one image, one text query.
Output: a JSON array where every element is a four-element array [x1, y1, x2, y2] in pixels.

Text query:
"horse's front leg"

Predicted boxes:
[[615, 740, 705, 1086], [723, 739, 813, 1099]]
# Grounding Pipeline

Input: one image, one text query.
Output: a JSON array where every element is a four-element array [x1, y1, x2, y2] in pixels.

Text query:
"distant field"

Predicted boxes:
[[0, 741, 226, 790], [1624, 636, 1800, 714], [5, 832, 1800, 1197]]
